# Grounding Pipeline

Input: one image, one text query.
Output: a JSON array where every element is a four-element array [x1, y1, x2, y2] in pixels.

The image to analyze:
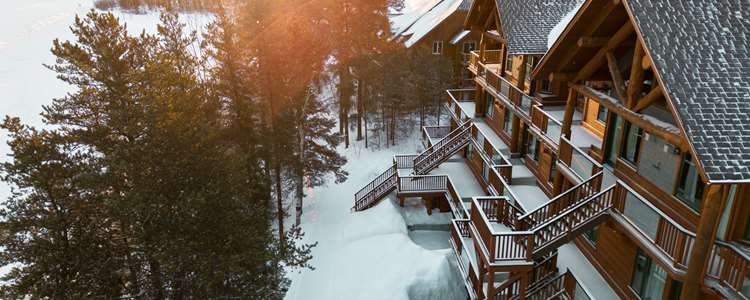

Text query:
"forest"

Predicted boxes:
[[0, 0, 456, 298]]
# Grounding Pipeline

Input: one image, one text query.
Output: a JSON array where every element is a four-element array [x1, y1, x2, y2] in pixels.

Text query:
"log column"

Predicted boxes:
[[680, 184, 727, 299], [561, 87, 577, 139]]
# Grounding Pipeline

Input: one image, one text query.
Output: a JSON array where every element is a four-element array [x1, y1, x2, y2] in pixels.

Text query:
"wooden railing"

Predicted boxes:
[[517, 172, 604, 230], [398, 175, 448, 193], [558, 136, 603, 182], [393, 154, 417, 170], [530, 106, 562, 146], [617, 182, 696, 269], [450, 219, 478, 300], [422, 125, 452, 148], [469, 184, 616, 262], [531, 185, 616, 252], [352, 163, 398, 211], [706, 241, 750, 299], [414, 122, 473, 175]]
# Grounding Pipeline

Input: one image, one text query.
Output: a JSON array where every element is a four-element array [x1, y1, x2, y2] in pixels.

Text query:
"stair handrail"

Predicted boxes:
[[414, 120, 473, 166], [352, 164, 397, 210], [517, 171, 604, 230], [413, 125, 473, 173]]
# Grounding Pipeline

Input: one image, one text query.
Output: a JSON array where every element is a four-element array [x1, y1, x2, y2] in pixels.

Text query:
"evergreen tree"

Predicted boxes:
[[1, 10, 312, 299]]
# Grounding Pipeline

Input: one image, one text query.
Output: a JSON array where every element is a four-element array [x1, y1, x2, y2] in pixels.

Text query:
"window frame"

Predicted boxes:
[[432, 41, 443, 55], [505, 53, 514, 72], [463, 41, 476, 54], [621, 122, 643, 165], [674, 154, 705, 213]]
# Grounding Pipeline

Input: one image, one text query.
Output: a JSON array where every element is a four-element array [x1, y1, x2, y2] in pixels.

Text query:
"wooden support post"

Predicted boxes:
[[562, 87, 577, 139], [510, 116, 521, 153], [487, 270, 494, 300], [399, 195, 405, 207], [477, 260, 486, 300], [553, 169, 565, 196], [426, 196, 433, 215], [627, 42, 645, 108], [479, 33, 487, 62], [606, 51, 627, 101], [518, 271, 529, 299], [499, 42, 507, 74], [517, 55, 528, 90], [680, 184, 726, 300]]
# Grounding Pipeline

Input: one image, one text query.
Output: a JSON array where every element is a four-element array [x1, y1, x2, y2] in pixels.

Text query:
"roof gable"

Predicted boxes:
[[625, 0, 750, 182]]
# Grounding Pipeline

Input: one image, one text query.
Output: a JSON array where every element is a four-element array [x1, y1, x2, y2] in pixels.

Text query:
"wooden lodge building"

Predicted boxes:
[[354, 0, 750, 299], [392, 0, 481, 86]]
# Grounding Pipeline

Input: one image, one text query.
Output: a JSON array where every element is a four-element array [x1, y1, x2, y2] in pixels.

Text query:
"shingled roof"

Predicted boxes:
[[496, 0, 584, 54], [626, 0, 750, 182]]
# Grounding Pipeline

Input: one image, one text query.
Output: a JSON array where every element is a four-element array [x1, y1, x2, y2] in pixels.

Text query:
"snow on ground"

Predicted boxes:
[[285, 132, 466, 300]]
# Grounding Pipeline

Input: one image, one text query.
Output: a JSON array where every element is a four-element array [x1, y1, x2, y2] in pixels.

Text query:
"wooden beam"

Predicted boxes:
[[577, 37, 609, 48], [542, 0, 622, 78], [633, 87, 663, 112], [571, 84, 685, 148], [562, 87, 577, 139], [641, 55, 651, 70], [574, 22, 634, 82], [680, 185, 726, 300], [627, 42, 645, 108], [606, 51, 627, 101], [549, 72, 575, 82]]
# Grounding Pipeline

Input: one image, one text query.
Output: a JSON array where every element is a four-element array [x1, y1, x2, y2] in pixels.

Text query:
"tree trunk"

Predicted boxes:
[[295, 107, 305, 226], [274, 157, 284, 251], [356, 79, 364, 141]]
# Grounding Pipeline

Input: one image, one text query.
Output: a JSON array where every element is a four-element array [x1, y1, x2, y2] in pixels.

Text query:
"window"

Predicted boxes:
[[503, 109, 512, 134], [432, 41, 443, 55], [466, 144, 474, 159], [675, 154, 705, 212], [527, 133, 539, 162], [631, 250, 668, 300], [485, 93, 495, 117], [463, 41, 476, 53], [584, 226, 598, 245], [548, 153, 557, 183], [596, 104, 608, 123], [539, 80, 552, 93], [621, 122, 643, 164], [505, 54, 513, 72]]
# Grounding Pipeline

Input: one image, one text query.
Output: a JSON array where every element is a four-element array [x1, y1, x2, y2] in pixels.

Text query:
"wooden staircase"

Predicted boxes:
[[413, 121, 473, 175], [471, 173, 615, 263], [352, 121, 474, 211]]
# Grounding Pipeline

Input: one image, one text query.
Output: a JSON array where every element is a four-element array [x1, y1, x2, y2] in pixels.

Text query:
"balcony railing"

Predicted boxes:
[[530, 106, 563, 146], [393, 154, 417, 170], [450, 219, 478, 300], [558, 136, 603, 182], [422, 125, 452, 148], [706, 241, 750, 299]]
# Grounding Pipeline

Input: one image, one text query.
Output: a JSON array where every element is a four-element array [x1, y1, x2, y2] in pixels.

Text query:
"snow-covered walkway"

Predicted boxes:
[[284, 134, 466, 300]]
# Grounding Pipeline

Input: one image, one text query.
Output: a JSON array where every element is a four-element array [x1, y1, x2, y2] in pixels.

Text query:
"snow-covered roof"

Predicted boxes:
[[497, 0, 584, 54], [546, 1, 585, 49], [626, 0, 750, 182], [391, 0, 473, 48], [450, 30, 471, 44]]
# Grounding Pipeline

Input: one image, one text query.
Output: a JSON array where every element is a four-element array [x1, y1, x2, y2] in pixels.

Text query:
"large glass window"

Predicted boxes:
[[631, 250, 667, 300], [675, 154, 705, 212], [584, 226, 598, 245], [503, 109, 512, 134], [527, 133, 539, 162], [605, 114, 623, 166], [485, 93, 494, 117], [717, 185, 737, 240], [548, 153, 557, 183], [597, 104, 608, 123], [463, 41, 476, 53], [622, 122, 643, 164]]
